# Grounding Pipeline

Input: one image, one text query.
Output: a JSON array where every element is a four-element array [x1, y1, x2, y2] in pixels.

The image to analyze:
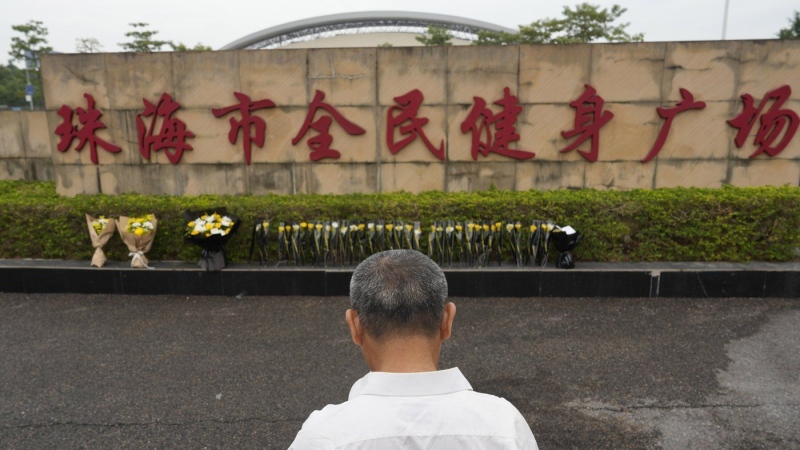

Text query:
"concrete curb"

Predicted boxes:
[[2, 260, 799, 297]]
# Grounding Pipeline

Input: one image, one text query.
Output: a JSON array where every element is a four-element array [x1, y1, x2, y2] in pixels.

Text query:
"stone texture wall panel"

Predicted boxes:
[[519, 44, 592, 104], [308, 48, 376, 106], [41, 53, 110, 110], [105, 52, 174, 110], [447, 46, 519, 105], [380, 162, 445, 193], [239, 49, 309, 106], [654, 160, 728, 188], [378, 47, 447, 106], [173, 51, 241, 109]]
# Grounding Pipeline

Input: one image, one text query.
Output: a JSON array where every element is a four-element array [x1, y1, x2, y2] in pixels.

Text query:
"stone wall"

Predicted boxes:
[[4, 40, 800, 195], [0, 110, 53, 181]]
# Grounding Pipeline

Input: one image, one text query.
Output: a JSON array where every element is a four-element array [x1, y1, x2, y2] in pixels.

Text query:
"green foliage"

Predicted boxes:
[[778, 11, 800, 39], [0, 64, 26, 107], [416, 25, 453, 46], [1, 181, 799, 264], [475, 3, 643, 45], [119, 23, 171, 52], [7, 20, 51, 107], [75, 37, 103, 53], [170, 42, 213, 51]]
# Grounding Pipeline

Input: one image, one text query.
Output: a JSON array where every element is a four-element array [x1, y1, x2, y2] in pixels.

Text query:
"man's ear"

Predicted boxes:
[[440, 302, 456, 341], [346, 309, 364, 347]]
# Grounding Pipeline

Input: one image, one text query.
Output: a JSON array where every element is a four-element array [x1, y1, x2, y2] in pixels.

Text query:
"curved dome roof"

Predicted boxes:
[[220, 11, 516, 50]]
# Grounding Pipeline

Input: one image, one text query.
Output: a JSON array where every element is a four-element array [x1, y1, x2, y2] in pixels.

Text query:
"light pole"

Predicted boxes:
[[722, 0, 730, 40]]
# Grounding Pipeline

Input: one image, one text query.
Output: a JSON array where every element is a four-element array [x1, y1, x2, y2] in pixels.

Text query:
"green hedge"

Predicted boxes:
[[1, 180, 799, 263]]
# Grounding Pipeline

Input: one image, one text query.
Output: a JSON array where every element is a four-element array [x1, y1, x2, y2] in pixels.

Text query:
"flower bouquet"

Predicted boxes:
[[552, 225, 582, 269], [117, 214, 157, 268], [183, 209, 240, 271], [86, 214, 117, 268]]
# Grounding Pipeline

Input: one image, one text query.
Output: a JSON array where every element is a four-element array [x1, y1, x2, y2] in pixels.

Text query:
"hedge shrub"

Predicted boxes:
[[1, 180, 798, 263]]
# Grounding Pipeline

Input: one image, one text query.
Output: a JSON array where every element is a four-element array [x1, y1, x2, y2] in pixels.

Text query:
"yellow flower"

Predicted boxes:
[[506, 224, 514, 232], [285, 225, 291, 232], [191, 230, 200, 235], [300, 222, 308, 229], [455, 225, 463, 231], [495, 221, 502, 229], [215, 223, 222, 229], [467, 223, 475, 230], [483, 224, 490, 231], [262, 222, 269, 229], [515, 223, 521, 230], [205, 223, 213, 230], [134, 228, 144, 236], [530, 225, 537, 232], [315, 224, 323, 230], [188, 221, 195, 228], [358, 224, 366, 230], [405, 224, 413, 231], [436, 226, 443, 232], [386, 224, 394, 231]]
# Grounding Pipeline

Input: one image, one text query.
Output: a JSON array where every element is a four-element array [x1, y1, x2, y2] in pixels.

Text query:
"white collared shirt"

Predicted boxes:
[[289, 367, 538, 449]]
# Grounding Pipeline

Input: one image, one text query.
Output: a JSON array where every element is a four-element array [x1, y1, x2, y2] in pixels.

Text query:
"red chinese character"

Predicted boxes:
[[460, 87, 534, 161], [728, 85, 799, 158], [292, 90, 366, 161], [54, 93, 121, 165], [212, 92, 276, 165], [387, 89, 444, 161], [560, 84, 614, 162], [136, 93, 194, 164], [642, 88, 706, 163]]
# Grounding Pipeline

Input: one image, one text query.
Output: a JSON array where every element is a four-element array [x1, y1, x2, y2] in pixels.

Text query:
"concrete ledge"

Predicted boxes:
[[2, 260, 799, 298]]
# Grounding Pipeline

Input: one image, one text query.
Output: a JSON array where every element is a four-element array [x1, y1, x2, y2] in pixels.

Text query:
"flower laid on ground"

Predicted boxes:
[[186, 213, 235, 238], [118, 214, 158, 269], [86, 214, 118, 268], [182, 209, 240, 271]]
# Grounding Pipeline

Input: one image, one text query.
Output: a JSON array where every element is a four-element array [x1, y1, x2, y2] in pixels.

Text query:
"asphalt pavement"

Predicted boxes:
[[1, 294, 799, 449]]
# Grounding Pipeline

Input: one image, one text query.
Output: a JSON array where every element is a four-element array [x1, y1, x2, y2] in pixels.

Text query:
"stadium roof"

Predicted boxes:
[[220, 11, 517, 50]]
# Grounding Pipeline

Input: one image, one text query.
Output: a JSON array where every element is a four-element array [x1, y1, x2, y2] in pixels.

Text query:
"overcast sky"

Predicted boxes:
[[1, 0, 797, 58]]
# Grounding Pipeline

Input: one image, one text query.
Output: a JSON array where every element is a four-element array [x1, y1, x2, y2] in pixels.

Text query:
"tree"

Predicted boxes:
[[170, 42, 213, 51], [7, 20, 51, 107], [75, 37, 104, 53], [416, 25, 453, 46], [119, 23, 171, 52], [778, 11, 800, 39], [475, 3, 643, 45], [0, 64, 26, 107]]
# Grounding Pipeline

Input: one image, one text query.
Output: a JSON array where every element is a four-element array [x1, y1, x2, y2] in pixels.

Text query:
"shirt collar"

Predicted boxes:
[[348, 367, 473, 400]]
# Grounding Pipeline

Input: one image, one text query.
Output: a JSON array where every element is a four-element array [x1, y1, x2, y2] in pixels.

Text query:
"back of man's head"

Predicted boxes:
[[349, 250, 448, 339]]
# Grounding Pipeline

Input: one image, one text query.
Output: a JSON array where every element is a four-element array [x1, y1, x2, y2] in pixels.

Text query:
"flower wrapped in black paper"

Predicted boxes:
[[552, 226, 582, 269], [184, 208, 241, 271]]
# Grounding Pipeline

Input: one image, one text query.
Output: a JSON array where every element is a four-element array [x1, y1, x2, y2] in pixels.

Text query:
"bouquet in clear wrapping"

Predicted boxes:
[[117, 214, 157, 268], [86, 214, 117, 268], [184, 208, 241, 271]]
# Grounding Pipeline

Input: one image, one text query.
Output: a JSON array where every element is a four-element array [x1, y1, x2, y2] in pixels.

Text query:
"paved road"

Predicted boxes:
[[1, 294, 799, 449]]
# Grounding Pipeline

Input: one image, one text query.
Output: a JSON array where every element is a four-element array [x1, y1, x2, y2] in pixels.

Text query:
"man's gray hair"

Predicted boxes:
[[349, 250, 448, 338]]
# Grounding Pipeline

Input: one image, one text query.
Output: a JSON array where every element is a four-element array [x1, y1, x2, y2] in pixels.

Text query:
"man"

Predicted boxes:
[[289, 249, 538, 449]]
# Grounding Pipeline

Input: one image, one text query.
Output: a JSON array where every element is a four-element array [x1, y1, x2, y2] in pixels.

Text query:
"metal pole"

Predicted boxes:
[[721, 0, 730, 40], [25, 66, 33, 110]]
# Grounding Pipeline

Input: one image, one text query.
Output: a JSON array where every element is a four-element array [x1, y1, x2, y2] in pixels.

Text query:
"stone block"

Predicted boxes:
[[446, 161, 516, 192], [739, 40, 800, 97], [97, 164, 183, 195], [596, 102, 661, 162], [173, 51, 241, 109], [515, 161, 585, 190], [517, 104, 579, 162], [591, 42, 666, 103], [41, 53, 109, 110], [380, 162, 445, 193], [239, 49, 308, 106], [519, 44, 592, 104], [654, 160, 728, 188], [295, 163, 378, 194], [181, 164, 248, 195], [447, 105, 537, 163], [248, 163, 293, 195], [729, 159, 800, 187], [46, 110, 122, 165], [250, 107, 307, 164], [308, 48, 376, 106], [584, 161, 655, 190], [290, 106, 376, 164], [20, 111, 52, 158], [649, 101, 735, 161], [727, 99, 800, 161], [30, 159, 54, 181], [55, 164, 99, 196], [150, 108, 236, 165], [0, 111, 23, 158], [0, 159, 31, 180], [378, 47, 447, 106], [105, 52, 174, 109], [663, 41, 740, 102], [379, 105, 447, 163], [448, 46, 519, 105], [105, 110, 150, 165]]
